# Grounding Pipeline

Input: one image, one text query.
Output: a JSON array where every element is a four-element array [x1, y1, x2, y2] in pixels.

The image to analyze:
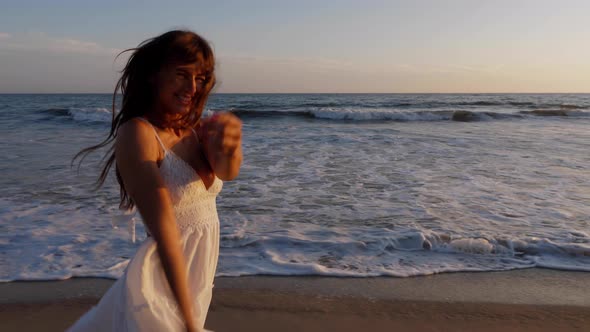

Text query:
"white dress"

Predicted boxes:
[[68, 121, 222, 331]]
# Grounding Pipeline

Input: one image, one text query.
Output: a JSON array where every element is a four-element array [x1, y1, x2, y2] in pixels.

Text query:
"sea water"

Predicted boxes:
[[1, 93, 589, 281]]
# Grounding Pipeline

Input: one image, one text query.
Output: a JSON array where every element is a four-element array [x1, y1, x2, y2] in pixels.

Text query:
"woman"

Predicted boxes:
[[68, 30, 242, 332]]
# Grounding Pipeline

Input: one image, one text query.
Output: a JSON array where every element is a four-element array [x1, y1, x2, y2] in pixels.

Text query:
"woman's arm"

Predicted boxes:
[[116, 119, 197, 331], [199, 113, 243, 181]]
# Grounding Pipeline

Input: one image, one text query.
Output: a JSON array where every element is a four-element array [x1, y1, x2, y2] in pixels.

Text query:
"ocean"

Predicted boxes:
[[1, 93, 589, 281]]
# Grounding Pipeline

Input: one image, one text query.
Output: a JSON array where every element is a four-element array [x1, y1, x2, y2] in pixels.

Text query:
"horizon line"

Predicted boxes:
[[1, 92, 590, 95]]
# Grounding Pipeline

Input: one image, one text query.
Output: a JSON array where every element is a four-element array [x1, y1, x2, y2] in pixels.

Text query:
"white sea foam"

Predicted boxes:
[[68, 107, 112, 123], [2, 196, 589, 281], [310, 107, 452, 121], [0, 199, 143, 282], [214, 214, 589, 277]]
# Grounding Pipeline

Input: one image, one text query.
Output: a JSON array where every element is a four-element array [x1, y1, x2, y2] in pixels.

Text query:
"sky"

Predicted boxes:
[[1, 0, 589, 93]]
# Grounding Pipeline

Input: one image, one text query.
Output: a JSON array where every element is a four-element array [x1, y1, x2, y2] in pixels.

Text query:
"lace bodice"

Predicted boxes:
[[159, 149, 222, 232], [114, 118, 222, 241]]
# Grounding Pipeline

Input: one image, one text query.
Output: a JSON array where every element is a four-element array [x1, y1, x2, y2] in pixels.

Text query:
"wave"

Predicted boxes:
[[229, 109, 313, 118], [37, 105, 590, 126], [4, 225, 588, 281], [311, 108, 454, 121], [293, 100, 588, 109], [40, 107, 113, 123], [449, 101, 586, 109], [453, 101, 584, 108], [68, 107, 112, 122], [220, 228, 590, 258], [461, 101, 502, 106], [228, 108, 455, 121], [41, 108, 71, 116], [519, 109, 590, 117], [552, 104, 586, 110], [230, 108, 590, 122], [507, 101, 535, 106], [215, 227, 590, 277]]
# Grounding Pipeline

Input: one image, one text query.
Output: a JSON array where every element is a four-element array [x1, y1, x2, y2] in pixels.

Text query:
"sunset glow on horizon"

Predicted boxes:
[[1, 0, 589, 93]]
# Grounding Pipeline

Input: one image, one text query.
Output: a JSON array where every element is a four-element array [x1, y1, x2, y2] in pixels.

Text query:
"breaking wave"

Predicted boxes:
[[37, 104, 590, 125]]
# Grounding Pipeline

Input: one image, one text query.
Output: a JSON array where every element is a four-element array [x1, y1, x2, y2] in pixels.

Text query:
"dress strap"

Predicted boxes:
[[137, 117, 167, 152], [190, 128, 200, 143]]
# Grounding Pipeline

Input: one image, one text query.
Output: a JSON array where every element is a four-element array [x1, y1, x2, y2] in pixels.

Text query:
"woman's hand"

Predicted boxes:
[[198, 113, 243, 180]]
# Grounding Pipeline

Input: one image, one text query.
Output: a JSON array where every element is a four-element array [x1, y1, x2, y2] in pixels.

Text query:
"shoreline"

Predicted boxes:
[[1, 269, 589, 331]]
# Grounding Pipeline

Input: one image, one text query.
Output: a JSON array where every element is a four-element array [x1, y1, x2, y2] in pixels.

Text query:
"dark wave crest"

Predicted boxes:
[[40, 108, 71, 116]]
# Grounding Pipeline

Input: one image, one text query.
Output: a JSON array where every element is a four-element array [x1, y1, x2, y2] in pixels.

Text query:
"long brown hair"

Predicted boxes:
[[73, 30, 216, 210]]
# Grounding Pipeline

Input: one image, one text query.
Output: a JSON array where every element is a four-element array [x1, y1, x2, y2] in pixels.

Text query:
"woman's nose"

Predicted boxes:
[[186, 78, 197, 94]]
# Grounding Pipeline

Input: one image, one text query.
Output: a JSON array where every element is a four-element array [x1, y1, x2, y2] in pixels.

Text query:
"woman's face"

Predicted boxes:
[[152, 62, 207, 116]]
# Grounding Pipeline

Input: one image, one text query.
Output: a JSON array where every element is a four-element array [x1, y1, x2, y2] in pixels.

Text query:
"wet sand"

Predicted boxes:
[[1, 269, 589, 331]]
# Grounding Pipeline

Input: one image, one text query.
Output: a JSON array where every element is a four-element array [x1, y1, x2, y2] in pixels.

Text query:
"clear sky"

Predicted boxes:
[[1, 0, 589, 93]]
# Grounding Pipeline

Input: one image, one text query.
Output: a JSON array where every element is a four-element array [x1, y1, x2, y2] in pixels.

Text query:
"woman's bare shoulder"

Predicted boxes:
[[118, 117, 151, 136], [116, 117, 160, 160]]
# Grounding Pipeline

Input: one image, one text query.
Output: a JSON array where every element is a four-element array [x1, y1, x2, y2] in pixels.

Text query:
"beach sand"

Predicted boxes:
[[1, 269, 589, 331]]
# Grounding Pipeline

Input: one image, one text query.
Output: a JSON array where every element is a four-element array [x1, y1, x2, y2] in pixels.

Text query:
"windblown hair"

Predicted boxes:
[[73, 30, 216, 210]]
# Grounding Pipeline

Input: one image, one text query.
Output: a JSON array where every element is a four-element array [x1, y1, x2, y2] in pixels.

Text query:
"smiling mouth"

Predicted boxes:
[[176, 94, 192, 105]]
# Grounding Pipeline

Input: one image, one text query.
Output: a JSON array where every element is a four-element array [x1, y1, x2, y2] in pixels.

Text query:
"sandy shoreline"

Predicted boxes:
[[1, 269, 589, 331]]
